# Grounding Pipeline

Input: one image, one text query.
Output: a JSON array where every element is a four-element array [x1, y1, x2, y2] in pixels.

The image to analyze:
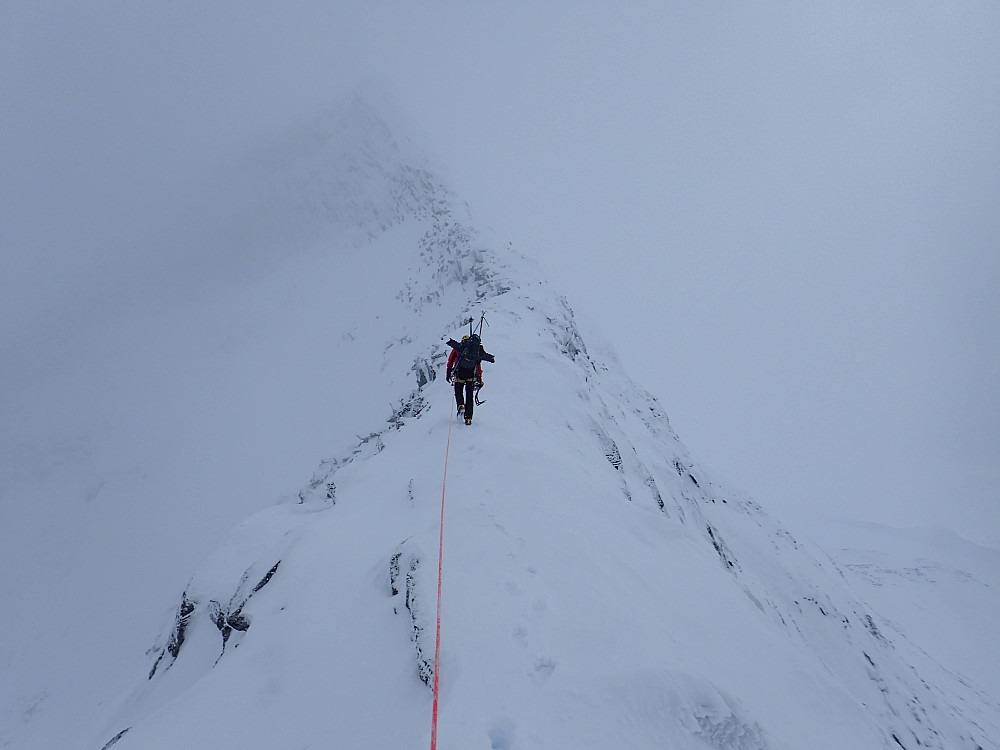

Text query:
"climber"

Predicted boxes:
[[446, 333, 494, 425]]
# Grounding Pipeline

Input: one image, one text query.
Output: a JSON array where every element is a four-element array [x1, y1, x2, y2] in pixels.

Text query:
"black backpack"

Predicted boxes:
[[456, 335, 481, 371]]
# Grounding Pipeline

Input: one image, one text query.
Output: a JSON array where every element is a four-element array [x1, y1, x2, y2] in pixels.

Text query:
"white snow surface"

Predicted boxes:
[[816, 520, 1000, 709], [2, 98, 997, 750]]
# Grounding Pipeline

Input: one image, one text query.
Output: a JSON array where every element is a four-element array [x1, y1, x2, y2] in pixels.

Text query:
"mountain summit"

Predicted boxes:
[[41, 99, 1000, 750]]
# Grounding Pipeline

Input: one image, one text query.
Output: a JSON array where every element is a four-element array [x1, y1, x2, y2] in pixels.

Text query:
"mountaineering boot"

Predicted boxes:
[[465, 417, 472, 426], [457, 404, 465, 416]]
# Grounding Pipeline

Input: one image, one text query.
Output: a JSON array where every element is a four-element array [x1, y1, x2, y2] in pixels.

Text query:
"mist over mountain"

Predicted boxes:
[[2, 96, 994, 750]]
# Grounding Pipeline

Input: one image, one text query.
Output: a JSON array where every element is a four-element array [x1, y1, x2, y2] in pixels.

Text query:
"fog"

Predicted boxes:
[[3, 1, 998, 545]]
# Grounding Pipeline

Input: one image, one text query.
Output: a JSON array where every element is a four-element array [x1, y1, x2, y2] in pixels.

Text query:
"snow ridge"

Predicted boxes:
[[91, 101, 997, 750]]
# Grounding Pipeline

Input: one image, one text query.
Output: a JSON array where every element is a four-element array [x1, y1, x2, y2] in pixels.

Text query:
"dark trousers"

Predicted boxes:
[[453, 368, 476, 419]]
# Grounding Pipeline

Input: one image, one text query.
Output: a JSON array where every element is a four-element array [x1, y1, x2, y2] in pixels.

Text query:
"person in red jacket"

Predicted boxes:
[[446, 333, 493, 424]]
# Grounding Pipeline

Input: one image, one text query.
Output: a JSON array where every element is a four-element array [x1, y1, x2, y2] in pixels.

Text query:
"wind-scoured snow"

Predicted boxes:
[[816, 520, 1000, 708], [2, 98, 996, 750]]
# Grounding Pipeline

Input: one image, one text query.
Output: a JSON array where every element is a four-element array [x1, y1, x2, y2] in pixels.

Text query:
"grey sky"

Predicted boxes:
[[3, 2, 998, 544]]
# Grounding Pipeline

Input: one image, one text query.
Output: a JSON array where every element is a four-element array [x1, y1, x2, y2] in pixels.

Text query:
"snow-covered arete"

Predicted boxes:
[[90, 101, 997, 750]]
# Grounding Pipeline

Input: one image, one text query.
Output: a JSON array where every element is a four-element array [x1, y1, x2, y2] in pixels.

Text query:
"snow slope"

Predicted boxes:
[[817, 520, 1000, 708], [3, 97, 996, 750], [0, 95, 445, 750]]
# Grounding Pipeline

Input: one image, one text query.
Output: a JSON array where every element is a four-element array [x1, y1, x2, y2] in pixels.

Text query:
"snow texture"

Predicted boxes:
[[2, 96, 997, 750]]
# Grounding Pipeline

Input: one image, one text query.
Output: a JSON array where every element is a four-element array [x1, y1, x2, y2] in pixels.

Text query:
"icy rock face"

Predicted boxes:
[[94, 102, 998, 750], [148, 561, 279, 680], [389, 545, 435, 689]]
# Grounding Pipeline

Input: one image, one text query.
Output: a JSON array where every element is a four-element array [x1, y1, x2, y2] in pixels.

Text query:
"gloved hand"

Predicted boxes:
[[446, 375, 453, 384], [476, 380, 483, 388]]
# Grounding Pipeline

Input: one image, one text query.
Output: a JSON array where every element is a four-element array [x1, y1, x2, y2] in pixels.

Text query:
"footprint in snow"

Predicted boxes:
[[489, 718, 516, 750], [532, 658, 556, 683], [512, 624, 529, 647]]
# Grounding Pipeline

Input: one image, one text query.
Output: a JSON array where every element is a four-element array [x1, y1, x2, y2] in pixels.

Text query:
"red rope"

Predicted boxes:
[[430, 405, 454, 750]]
